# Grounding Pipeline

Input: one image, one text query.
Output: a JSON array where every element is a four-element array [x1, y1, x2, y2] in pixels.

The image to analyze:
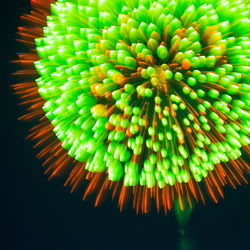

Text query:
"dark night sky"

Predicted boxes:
[[1, 1, 250, 250]]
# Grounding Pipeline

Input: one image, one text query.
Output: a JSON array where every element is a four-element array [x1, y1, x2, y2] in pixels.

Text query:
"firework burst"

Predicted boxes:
[[14, 0, 250, 213]]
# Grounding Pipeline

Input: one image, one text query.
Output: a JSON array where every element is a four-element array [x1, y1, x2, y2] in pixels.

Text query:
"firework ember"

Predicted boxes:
[[14, 0, 250, 213]]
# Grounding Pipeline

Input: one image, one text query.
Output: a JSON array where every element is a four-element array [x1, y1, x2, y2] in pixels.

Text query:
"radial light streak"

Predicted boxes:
[[14, 0, 250, 213]]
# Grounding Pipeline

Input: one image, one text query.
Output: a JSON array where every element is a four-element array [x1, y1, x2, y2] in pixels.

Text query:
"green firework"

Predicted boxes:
[[34, 0, 250, 190]]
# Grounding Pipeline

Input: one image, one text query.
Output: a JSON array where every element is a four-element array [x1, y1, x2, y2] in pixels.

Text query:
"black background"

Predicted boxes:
[[1, 0, 250, 249]]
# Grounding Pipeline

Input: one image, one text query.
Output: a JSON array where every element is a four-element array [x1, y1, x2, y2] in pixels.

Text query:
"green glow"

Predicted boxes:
[[35, 0, 249, 189]]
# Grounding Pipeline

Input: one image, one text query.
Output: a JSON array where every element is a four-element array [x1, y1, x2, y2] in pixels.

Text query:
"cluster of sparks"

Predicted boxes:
[[14, 0, 250, 213]]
